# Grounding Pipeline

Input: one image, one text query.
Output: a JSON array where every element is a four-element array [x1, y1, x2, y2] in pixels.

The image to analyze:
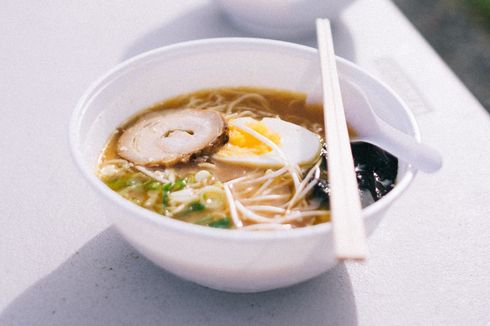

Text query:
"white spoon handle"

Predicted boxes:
[[370, 123, 442, 173]]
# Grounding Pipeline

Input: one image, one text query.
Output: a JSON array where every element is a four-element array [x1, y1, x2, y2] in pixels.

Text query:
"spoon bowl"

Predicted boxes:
[[341, 80, 443, 173]]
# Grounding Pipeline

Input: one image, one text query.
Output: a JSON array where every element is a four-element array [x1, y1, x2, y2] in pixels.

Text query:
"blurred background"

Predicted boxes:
[[393, 0, 490, 112]]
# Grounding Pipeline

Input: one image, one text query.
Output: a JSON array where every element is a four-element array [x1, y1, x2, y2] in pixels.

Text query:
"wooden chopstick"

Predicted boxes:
[[316, 19, 367, 260]]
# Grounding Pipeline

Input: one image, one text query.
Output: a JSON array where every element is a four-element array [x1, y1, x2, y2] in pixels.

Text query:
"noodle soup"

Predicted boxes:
[[97, 87, 397, 230]]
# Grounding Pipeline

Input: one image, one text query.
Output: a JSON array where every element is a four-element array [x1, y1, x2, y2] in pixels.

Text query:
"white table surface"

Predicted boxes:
[[1, 1, 489, 325]]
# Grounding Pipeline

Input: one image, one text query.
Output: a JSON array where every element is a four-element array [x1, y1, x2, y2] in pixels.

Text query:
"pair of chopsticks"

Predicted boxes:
[[316, 19, 367, 261]]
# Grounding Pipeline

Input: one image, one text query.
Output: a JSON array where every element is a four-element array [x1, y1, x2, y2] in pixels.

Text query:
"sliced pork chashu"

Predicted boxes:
[[117, 109, 227, 167]]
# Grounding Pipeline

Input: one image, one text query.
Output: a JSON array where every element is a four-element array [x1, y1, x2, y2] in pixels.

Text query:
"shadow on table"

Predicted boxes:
[[122, 2, 356, 62], [0, 227, 358, 326]]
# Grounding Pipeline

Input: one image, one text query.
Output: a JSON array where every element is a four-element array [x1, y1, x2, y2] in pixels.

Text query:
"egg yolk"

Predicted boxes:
[[227, 120, 281, 155]]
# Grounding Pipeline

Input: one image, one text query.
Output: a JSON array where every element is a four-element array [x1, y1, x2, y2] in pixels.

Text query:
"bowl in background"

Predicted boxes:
[[214, 0, 356, 39], [70, 38, 418, 292]]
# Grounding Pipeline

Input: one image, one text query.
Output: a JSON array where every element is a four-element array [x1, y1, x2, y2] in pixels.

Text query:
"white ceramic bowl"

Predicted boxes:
[[214, 0, 355, 39], [70, 38, 418, 293]]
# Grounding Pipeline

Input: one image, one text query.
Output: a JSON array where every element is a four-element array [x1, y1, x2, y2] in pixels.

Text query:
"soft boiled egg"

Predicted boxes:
[[213, 117, 322, 168]]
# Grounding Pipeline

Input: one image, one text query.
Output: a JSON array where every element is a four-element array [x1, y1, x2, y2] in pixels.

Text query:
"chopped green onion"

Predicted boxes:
[[186, 174, 196, 184], [209, 218, 231, 229], [144, 180, 161, 190], [176, 201, 205, 216], [106, 176, 140, 191], [106, 178, 128, 190], [172, 178, 187, 191], [162, 192, 169, 208], [193, 216, 231, 229], [162, 183, 173, 191], [162, 182, 172, 208], [187, 202, 205, 212]]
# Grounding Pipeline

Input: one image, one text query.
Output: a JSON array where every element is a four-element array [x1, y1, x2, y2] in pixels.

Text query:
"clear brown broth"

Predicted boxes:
[[98, 87, 362, 228], [100, 87, 354, 166]]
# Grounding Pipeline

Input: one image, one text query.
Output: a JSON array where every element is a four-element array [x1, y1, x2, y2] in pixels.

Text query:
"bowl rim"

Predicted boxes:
[[69, 37, 419, 241]]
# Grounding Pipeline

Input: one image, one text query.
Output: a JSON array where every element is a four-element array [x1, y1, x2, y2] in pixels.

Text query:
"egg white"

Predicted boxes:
[[213, 117, 322, 168]]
